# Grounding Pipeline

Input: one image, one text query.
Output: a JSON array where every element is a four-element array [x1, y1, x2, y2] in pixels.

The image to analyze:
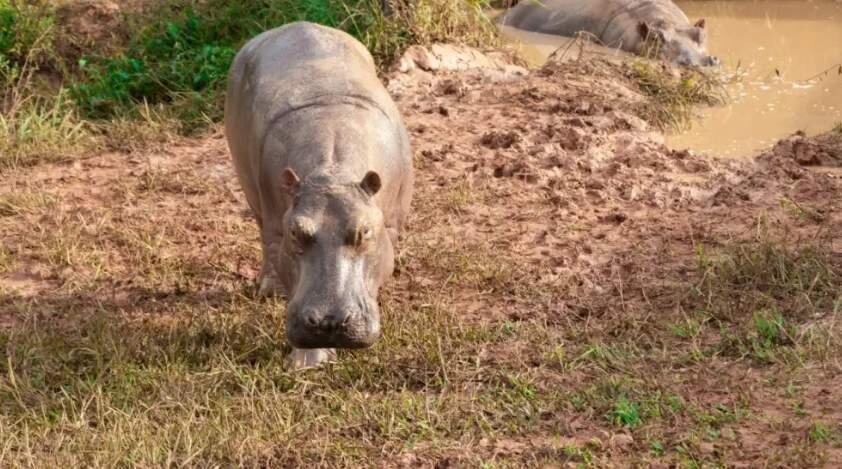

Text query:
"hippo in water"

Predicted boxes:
[[497, 0, 719, 67], [225, 22, 413, 369]]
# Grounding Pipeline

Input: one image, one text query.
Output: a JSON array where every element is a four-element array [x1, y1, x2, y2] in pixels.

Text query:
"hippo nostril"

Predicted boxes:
[[326, 309, 353, 329], [302, 309, 321, 327], [340, 310, 356, 328]]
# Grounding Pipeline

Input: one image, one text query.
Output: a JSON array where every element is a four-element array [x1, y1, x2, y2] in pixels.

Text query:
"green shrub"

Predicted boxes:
[[0, 0, 55, 98], [72, 8, 237, 131], [71, 0, 497, 132], [0, 0, 54, 61]]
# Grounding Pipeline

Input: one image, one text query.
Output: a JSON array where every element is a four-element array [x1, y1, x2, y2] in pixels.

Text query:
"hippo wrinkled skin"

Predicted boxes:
[[498, 0, 719, 67], [225, 22, 413, 369]]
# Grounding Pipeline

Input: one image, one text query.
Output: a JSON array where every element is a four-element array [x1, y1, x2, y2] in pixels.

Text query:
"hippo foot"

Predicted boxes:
[[257, 273, 283, 298], [285, 348, 337, 370]]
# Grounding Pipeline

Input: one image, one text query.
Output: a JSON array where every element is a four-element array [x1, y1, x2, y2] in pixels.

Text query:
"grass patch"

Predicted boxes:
[[0, 90, 95, 170], [0, 0, 56, 87], [690, 221, 840, 364], [628, 59, 727, 132], [1, 1, 98, 170], [609, 394, 641, 428], [0, 292, 562, 466], [808, 421, 832, 443], [693, 231, 838, 323], [0, 187, 57, 216]]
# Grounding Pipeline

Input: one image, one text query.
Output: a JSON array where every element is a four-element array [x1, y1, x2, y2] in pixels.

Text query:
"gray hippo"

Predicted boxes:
[[225, 22, 413, 369], [497, 0, 719, 66]]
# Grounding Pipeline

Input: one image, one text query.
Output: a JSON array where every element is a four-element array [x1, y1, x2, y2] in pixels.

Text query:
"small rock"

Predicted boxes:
[[600, 211, 627, 224], [611, 433, 634, 449], [481, 130, 521, 149]]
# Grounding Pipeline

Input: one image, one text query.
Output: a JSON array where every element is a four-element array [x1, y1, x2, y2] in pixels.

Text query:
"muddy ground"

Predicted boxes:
[[1, 48, 841, 466]]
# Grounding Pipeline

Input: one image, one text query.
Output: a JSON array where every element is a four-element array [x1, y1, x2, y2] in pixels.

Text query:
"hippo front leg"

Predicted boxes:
[[258, 229, 284, 297], [285, 348, 337, 369]]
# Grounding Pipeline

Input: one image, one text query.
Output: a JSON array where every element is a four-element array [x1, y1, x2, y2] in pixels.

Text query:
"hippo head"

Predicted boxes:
[[638, 19, 719, 67], [279, 168, 392, 349]]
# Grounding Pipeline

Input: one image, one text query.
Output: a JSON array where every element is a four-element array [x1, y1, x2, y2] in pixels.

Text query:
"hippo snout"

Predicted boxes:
[[300, 307, 351, 329], [286, 303, 381, 349], [676, 54, 720, 67], [704, 55, 720, 67]]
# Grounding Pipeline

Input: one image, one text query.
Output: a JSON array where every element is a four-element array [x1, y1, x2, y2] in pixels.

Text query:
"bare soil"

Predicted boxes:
[[1, 50, 840, 466]]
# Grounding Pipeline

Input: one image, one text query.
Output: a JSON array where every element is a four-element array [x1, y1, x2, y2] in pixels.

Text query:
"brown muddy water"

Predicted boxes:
[[495, 1, 842, 158]]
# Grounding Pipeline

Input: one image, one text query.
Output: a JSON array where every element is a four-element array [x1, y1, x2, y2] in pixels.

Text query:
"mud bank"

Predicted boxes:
[[390, 49, 841, 315]]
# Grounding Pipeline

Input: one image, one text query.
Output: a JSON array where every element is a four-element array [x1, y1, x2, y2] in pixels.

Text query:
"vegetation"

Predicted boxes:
[[5, 0, 490, 169], [628, 59, 727, 132], [0, 0, 498, 156], [0, 0, 91, 169]]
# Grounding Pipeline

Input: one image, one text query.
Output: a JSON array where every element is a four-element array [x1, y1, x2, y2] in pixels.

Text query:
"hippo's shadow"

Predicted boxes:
[[0, 284, 293, 371]]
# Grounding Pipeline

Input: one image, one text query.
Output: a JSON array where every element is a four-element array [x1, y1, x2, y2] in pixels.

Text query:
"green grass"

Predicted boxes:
[[690, 223, 840, 365], [609, 395, 641, 428], [808, 422, 832, 443], [693, 222, 838, 321]]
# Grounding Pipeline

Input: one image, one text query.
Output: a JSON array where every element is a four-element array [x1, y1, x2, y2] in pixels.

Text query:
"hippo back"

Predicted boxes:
[[225, 22, 400, 165], [224, 22, 411, 229], [499, 0, 690, 49]]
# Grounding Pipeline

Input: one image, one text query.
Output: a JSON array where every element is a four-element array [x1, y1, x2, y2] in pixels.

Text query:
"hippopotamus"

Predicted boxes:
[[224, 22, 413, 369], [497, 0, 719, 67]]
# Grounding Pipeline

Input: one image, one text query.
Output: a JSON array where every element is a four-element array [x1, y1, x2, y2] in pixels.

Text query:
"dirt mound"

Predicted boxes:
[[387, 49, 840, 319], [760, 129, 842, 167], [55, 0, 126, 60]]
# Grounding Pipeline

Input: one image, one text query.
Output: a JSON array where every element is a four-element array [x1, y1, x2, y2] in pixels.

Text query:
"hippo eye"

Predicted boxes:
[[293, 228, 314, 245], [289, 220, 316, 251], [349, 224, 373, 248]]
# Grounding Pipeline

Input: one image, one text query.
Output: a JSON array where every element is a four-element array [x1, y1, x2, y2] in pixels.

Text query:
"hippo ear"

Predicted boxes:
[[694, 18, 706, 29], [637, 21, 650, 39], [281, 168, 300, 195], [689, 25, 705, 44], [360, 171, 381, 197]]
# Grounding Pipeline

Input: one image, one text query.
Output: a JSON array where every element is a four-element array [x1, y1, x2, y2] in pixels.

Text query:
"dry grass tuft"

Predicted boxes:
[[628, 60, 728, 132], [0, 91, 97, 171]]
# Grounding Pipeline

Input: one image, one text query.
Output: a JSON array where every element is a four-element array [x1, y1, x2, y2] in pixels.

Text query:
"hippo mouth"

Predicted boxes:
[[286, 309, 381, 349], [287, 327, 380, 349]]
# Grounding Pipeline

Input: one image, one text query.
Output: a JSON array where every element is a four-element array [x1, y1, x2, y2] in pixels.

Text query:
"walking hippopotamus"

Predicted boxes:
[[497, 0, 719, 67], [225, 22, 413, 369]]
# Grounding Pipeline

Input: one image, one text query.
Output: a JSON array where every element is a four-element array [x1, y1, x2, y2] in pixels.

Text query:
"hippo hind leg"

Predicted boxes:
[[285, 348, 337, 370]]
